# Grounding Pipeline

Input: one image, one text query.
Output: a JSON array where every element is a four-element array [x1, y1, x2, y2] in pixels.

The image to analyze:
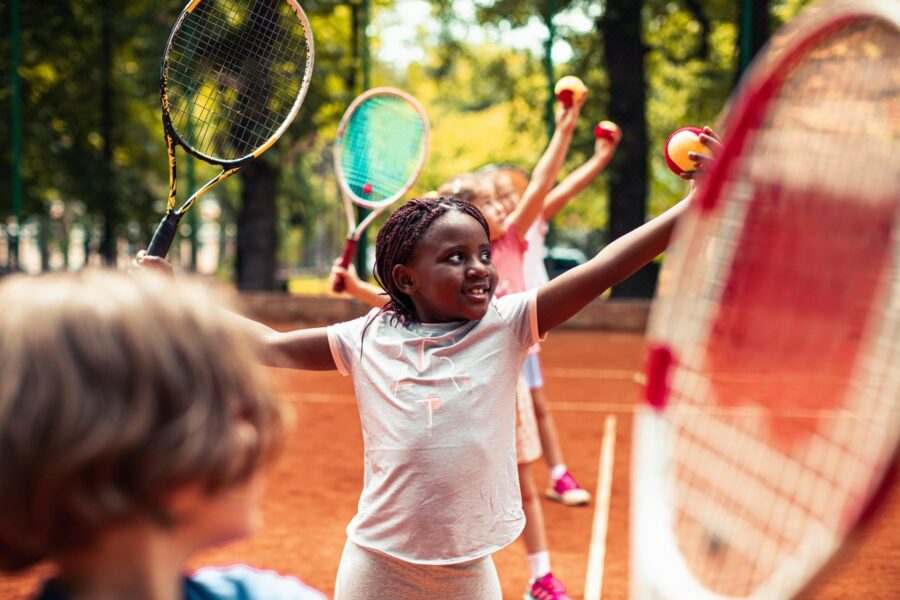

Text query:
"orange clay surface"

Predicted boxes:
[[1, 329, 897, 599]]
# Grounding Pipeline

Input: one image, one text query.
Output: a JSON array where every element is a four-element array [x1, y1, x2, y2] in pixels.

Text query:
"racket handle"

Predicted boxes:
[[147, 212, 182, 258], [332, 238, 359, 293]]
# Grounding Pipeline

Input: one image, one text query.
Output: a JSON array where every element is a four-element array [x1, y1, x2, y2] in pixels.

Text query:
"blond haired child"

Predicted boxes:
[[0, 269, 324, 600], [482, 122, 622, 509]]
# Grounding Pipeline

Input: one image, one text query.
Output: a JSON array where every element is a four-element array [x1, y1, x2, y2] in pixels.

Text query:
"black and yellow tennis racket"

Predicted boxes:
[[147, 0, 314, 257]]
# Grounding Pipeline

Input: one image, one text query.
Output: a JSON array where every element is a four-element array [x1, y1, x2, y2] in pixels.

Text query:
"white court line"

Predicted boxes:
[[282, 393, 641, 413], [584, 415, 617, 600], [543, 367, 638, 380]]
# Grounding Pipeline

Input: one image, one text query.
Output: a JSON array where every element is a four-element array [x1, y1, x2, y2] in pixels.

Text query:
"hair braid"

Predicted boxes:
[[372, 196, 489, 325]]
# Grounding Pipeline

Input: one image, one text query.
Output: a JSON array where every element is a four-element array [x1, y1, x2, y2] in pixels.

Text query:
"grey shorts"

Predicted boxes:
[[522, 352, 544, 389], [334, 539, 502, 600]]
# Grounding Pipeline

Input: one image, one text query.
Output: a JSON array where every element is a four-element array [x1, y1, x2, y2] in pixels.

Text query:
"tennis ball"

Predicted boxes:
[[664, 127, 711, 175], [595, 120, 621, 143], [362, 182, 373, 195], [554, 75, 588, 107]]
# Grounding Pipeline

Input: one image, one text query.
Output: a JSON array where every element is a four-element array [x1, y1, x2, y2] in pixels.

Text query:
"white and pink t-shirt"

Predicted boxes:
[[327, 291, 543, 565]]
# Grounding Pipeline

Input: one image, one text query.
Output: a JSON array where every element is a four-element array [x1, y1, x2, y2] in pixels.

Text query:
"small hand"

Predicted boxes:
[[679, 126, 723, 181], [133, 250, 175, 277], [554, 92, 586, 132], [594, 120, 622, 156], [330, 259, 362, 295]]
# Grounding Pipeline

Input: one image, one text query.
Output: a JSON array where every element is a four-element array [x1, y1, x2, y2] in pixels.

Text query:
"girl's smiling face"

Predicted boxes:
[[392, 210, 498, 323]]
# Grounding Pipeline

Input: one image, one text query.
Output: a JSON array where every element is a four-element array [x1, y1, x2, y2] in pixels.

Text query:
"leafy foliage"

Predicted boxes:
[[0, 0, 815, 279]]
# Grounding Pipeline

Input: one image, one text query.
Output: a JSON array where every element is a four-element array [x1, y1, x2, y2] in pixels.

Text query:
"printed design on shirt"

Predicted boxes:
[[393, 336, 474, 435]]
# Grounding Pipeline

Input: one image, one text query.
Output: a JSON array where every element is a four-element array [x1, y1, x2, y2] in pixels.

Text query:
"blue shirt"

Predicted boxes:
[[35, 565, 326, 600]]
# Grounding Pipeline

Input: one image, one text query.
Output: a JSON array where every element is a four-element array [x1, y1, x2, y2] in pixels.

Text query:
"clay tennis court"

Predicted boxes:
[[1, 328, 897, 598]]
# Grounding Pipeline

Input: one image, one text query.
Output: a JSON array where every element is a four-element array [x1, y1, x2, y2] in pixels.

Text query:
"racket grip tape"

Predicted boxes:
[[147, 212, 183, 258], [332, 238, 359, 293]]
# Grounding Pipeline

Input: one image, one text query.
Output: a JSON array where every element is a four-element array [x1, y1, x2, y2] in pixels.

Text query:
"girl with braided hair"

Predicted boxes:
[[138, 190, 693, 599]]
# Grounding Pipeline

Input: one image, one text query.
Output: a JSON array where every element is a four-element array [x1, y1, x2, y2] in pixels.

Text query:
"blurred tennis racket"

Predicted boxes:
[[632, 1, 899, 598], [332, 87, 430, 292], [147, 0, 314, 258]]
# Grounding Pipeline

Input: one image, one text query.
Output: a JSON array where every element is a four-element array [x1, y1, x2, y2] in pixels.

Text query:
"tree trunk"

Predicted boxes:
[[236, 160, 279, 290], [738, 0, 770, 78], [98, 0, 117, 265], [600, 0, 656, 298]]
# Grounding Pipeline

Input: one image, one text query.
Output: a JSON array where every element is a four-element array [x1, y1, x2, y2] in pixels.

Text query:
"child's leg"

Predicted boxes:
[[530, 384, 566, 468], [519, 460, 548, 558], [519, 461, 573, 600], [334, 539, 501, 600], [515, 381, 572, 599], [524, 353, 591, 507]]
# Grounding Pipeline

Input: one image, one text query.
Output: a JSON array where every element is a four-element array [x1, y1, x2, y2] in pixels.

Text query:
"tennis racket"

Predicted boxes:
[[332, 87, 430, 292], [632, 1, 899, 598], [147, 0, 314, 258]]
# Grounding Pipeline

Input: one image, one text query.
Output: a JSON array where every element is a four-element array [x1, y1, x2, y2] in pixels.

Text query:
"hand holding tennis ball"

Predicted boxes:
[[554, 76, 588, 107], [595, 120, 622, 144], [664, 126, 720, 177]]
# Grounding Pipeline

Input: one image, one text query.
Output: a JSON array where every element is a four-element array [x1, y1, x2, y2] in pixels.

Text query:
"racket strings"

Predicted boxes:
[[652, 15, 900, 597], [338, 95, 427, 205], [166, 0, 311, 161], [181, 1, 305, 151]]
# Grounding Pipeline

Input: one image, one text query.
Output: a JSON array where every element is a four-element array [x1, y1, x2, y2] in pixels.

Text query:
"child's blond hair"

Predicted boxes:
[[0, 269, 288, 571], [436, 172, 493, 207]]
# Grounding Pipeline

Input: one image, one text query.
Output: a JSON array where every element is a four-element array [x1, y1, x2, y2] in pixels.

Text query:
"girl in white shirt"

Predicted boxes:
[[140, 193, 691, 599]]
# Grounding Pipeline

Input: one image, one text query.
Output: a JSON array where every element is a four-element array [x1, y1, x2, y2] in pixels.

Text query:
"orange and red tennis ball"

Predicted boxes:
[[595, 120, 621, 143], [554, 76, 588, 107], [664, 126, 711, 175]]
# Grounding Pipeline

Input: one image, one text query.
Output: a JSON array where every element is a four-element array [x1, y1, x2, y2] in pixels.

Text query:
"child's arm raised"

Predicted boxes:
[[136, 252, 337, 371], [504, 97, 584, 241], [535, 193, 692, 336], [542, 122, 621, 221]]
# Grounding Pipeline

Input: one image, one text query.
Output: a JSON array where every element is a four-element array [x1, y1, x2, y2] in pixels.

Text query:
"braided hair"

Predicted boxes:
[[373, 196, 489, 325]]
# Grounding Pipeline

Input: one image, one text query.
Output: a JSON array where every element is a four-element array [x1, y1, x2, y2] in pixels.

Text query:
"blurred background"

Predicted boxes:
[[0, 0, 813, 294]]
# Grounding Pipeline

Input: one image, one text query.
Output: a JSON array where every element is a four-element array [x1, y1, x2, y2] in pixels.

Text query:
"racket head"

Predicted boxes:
[[161, 0, 315, 166], [632, 1, 900, 598], [334, 87, 430, 210]]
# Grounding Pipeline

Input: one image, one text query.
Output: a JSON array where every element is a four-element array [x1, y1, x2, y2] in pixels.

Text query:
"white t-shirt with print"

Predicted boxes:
[[327, 290, 542, 564]]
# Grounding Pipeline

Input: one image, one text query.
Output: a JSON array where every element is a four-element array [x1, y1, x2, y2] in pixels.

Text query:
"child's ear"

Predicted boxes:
[[392, 264, 415, 294]]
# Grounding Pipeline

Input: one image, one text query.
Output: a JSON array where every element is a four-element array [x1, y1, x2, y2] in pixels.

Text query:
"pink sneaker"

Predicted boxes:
[[546, 471, 591, 506], [526, 572, 572, 600]]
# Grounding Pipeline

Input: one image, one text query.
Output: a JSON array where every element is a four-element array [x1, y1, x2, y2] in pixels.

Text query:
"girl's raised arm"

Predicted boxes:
[[227, 314, 336, 371], [136, 251, 337, 371], [535, 193, 693, 336], [542, 125, 620, 221], [505, 98, 583, 240], [261, 326, 336, 370]]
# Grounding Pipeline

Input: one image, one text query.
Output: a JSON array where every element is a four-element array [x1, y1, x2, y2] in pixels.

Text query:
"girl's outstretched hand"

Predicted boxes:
[[594, 121, 622, 159], [330, 259, 363, 296], [680, 126, 723, 180], [554, 92, 585, 133], [133, 250, 175, 277]]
